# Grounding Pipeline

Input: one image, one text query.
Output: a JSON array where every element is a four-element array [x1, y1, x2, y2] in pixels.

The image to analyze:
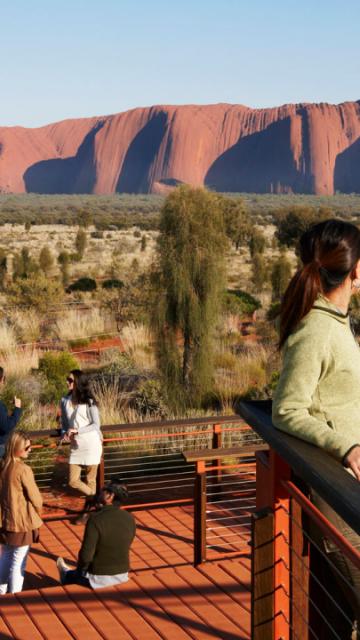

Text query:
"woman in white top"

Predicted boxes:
[[61, 372, 102, 523]]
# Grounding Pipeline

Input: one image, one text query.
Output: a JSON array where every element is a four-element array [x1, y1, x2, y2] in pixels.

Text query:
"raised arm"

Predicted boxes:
[[0, 401, 22, 437]]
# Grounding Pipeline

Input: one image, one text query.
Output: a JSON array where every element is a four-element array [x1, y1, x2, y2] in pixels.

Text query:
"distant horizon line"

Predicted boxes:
[[2, 98, 360, 130]]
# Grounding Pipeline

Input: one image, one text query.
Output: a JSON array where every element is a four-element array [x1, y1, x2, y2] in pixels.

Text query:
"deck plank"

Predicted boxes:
[[0, 505, 251, 640]]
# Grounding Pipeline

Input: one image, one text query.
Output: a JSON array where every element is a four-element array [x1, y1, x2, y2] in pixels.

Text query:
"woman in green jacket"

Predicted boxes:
[[272, 219, 360, 636]]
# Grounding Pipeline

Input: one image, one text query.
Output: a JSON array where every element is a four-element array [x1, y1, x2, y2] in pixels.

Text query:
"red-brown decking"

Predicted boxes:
[[0, 505, 251, 640]]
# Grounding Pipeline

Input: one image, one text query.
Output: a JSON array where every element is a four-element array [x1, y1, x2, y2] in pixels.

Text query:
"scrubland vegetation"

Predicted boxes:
[[0, 189, 358, 430]]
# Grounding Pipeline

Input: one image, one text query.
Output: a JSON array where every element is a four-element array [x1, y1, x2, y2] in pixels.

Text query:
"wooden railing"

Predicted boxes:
[[239, 399, 360, 640], [27, 415, 263, 515]]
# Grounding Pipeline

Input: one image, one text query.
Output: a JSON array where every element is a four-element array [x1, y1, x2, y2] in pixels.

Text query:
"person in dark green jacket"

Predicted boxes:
[[56, 479, 135, 589], [273, 219, 360, 638]]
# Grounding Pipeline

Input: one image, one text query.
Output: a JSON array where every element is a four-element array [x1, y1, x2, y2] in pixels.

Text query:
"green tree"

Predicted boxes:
[[271, 253, 293, 301], [38, 351, 79, 403], [153, 186, 227, 409], [0, 249, 7, 289], [249, 229, 266, 257], [78, 210, 93, 228], [75, 228, 87, 259], [221, 196, 252, 250], [24, 221, 31, 232], [39, 246, 54, 275], [57, 250, 71, 287], [141, 235, 147, 252], [275, 206, 330, 249], [12, 248, 39, 280], [251, 253, 268, 292], [7, 272, 64, 312]]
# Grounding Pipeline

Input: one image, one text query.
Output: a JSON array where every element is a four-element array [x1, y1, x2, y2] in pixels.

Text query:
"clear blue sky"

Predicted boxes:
[[1, 0, 359, 127]]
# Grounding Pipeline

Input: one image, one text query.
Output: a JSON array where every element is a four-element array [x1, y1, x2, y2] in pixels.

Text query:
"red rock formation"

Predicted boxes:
[[0, 101, 359, 195]]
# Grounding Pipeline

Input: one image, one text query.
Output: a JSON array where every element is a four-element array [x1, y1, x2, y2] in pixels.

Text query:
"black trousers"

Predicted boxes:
[[63, 568, 91, 588]]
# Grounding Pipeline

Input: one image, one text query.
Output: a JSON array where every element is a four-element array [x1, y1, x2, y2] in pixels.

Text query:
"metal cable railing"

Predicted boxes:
[[25, 416, 263, 515], [240, 399, 360, 640]]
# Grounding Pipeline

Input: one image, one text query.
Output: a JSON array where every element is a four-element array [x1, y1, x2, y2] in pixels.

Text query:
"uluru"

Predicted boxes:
[[0, 101, 360, 195]]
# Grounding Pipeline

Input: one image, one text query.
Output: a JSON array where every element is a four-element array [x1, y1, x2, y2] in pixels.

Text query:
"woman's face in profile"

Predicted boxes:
[[66, 375, 75, 393], [17, 439, 31, 459]]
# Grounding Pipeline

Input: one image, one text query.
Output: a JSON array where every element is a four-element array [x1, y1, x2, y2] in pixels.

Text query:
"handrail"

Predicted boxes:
[[183, 443, 268, 462], [239, 399, 360, 536], [28, 414, 244, 439]]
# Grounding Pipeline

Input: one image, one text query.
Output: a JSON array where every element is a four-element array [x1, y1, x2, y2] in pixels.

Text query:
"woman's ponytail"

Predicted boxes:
[[279, 261, 321, 349], [278, 219, 360, 349]]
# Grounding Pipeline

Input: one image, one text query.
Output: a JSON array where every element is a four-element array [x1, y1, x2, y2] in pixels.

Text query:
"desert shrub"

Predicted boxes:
[[38, 351, 79, 404], [39, 246, 54, 275], [12, 248, 39, 280], [271, 254, 293, 301], [223, 290, 261, 315], [75, 228, 87, 258], [7, 273, 64, 312], [102, 278, 124, 290], [134, 378, 168, 418], [133, 229, 141, 238], [90, 231, 104, 239], [0, 374, 44, 430], [67, 277, 97, 292]]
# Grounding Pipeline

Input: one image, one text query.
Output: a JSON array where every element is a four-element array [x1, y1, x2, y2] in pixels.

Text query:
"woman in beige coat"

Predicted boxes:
[[0, 431, 42, 593]]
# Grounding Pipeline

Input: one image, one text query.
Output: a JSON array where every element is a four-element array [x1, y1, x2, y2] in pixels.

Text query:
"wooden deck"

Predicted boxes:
[[0, 505, 251, 640]]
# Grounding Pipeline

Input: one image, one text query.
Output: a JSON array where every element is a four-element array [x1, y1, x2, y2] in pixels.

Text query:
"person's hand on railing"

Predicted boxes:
[[343, 445, 360, 481]]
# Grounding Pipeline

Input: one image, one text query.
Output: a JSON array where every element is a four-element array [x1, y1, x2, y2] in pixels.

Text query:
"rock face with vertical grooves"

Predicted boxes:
[[0, 101, 359, 195]]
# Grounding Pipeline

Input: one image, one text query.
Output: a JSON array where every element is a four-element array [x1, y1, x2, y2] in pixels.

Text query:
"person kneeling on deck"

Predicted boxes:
[[56, 479, 135, 589]]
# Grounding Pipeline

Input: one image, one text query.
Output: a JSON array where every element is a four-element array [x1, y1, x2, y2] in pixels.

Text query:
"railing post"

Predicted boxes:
[[194, 460, 207, 566], [212, 423, 222, 479], [270, 451, 291, 640], [252, 508, 274, 640], [252, 449, 291, 640]]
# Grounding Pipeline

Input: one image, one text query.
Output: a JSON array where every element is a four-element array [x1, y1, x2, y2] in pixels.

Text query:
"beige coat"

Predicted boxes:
[[0, 460, 43, 532]]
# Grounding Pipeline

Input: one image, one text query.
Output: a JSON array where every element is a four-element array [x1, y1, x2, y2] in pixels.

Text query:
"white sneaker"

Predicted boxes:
[[56, 557, 70, 585]]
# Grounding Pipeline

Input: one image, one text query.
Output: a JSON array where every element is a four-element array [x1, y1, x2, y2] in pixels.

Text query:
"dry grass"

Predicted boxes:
[[10, 310, 42, 343], [91, 376, 133, 425], [120, 322, 156, 371], [0, 322, 17, 352], [1, 347, 39, 378], [55, 308, 107, 341], [214, 343, 271, 402], [222, 314, 241, 336]]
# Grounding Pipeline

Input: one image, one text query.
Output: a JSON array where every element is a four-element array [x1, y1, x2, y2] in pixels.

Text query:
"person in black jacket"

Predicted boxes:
[[56, 479, 135, 589], [0, 367, 22, 457]]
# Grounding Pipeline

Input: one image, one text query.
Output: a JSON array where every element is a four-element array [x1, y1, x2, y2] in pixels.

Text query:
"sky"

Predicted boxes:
[[1, 0, 359, 127]]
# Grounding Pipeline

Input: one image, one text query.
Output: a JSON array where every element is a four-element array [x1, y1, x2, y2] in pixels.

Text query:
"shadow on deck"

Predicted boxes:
[[0, 504, 251, 640]]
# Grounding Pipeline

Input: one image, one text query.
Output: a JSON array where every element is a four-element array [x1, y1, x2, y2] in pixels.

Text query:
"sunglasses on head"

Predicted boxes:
[[66, 377, 74, 383]]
